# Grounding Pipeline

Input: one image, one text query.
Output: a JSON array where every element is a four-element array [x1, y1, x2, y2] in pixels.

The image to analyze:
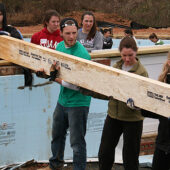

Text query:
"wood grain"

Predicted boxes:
[[0, 36, 170, 117]]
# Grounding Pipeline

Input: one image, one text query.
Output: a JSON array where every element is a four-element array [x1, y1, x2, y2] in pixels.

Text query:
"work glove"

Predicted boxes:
[[49, 63, 59, 81], [36, 69, 50, 79], [126, 98, 140, 110], [36, 62, 59, 81]]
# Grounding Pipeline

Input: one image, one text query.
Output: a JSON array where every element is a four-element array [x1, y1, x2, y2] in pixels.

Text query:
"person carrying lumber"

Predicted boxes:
[[37, 18, 91, 170], [128, 51, 170, 170], [98, 36, 148, 170], [80, 36, 148, 170]]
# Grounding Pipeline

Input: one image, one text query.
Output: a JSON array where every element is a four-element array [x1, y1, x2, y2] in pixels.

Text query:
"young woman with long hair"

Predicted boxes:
[[77, 11, 103, 52]]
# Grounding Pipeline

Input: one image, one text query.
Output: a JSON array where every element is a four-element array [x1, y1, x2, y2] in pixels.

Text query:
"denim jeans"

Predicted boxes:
[[49, 103, 89, 170]]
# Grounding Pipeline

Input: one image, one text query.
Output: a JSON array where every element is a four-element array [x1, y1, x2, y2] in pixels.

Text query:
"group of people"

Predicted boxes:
[[123, 29, 164, 46], [0, 3, 169, 170], [102, 28, 165, 50], [31, 9, 169, 170]]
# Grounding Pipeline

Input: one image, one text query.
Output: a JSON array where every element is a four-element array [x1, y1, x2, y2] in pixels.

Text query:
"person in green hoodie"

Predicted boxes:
[[97, 36, 148, 170]]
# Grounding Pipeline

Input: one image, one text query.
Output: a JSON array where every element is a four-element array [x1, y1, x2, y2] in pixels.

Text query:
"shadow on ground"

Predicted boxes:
[[7, 162, 152, 170], [63, 162, 151, 170]]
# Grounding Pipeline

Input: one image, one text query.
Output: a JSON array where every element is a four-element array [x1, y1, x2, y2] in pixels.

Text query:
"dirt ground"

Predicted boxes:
[[16, 11, 170, 39], [9, 162, 152, 170]]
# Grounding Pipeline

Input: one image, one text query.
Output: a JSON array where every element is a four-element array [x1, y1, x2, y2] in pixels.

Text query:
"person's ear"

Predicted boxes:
[[45, 21, 49, 27]]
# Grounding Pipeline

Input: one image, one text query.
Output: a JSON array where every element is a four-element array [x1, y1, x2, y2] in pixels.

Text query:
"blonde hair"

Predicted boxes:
[[158, 51, 170, 82]]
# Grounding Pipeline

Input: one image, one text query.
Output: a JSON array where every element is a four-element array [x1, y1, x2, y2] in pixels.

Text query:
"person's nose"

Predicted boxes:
[[69, 33, 74, 39], [125, 57, 130, 62], [87, 21, 91, 25], [54, 22, 59, 26]]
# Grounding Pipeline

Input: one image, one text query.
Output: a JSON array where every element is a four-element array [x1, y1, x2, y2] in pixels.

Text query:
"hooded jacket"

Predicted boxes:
[[0, 3, 22, 39], [31, 27, 63, 49]]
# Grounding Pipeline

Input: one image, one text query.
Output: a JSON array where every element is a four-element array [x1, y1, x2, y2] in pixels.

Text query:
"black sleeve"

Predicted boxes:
[[103, 38, 113, 49], [4, 26, 22, 40], [79, 87, 110, 100], [141, 109, 165, 119], [108, 38, 113, 45]]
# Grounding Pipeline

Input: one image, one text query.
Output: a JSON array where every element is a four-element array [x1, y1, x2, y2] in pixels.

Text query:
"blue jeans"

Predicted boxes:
[[49, 103, 89, 170]]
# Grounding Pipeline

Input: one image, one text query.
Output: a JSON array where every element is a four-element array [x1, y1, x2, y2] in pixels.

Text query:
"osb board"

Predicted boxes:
[[0, 36, 170, 117]]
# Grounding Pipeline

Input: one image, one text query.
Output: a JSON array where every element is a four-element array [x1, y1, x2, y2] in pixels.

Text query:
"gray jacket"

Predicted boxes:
[[77, 29, 103, 52]]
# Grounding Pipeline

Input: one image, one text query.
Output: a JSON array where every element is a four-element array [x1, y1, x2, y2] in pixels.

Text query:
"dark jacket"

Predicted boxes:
[[0, 3, 22, 39], [142, 75, 170, 153], [142, 109, 170, 153], [1, 25, 22, 39], [0, 3, 33, 86], [103, 37, 113, 49]]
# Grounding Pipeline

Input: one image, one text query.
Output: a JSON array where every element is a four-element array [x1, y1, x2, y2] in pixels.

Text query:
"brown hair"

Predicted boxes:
[[103, 28, 111, 34], [158, 51, 170, 82], [0, 3, 7, 29], [124, 29, 133, 36], [43, 9, 60, 28], [81, 11, 97, 40], [119, 36, 138, 52], [149, 33, 158, 40]]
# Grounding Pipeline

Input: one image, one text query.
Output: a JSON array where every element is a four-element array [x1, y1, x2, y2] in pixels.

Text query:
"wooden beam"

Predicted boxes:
[[0, 60, 14, 66], [1, 45, 170, 65], [0, 36, 170, 117], [90, 45, 170, 58]]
